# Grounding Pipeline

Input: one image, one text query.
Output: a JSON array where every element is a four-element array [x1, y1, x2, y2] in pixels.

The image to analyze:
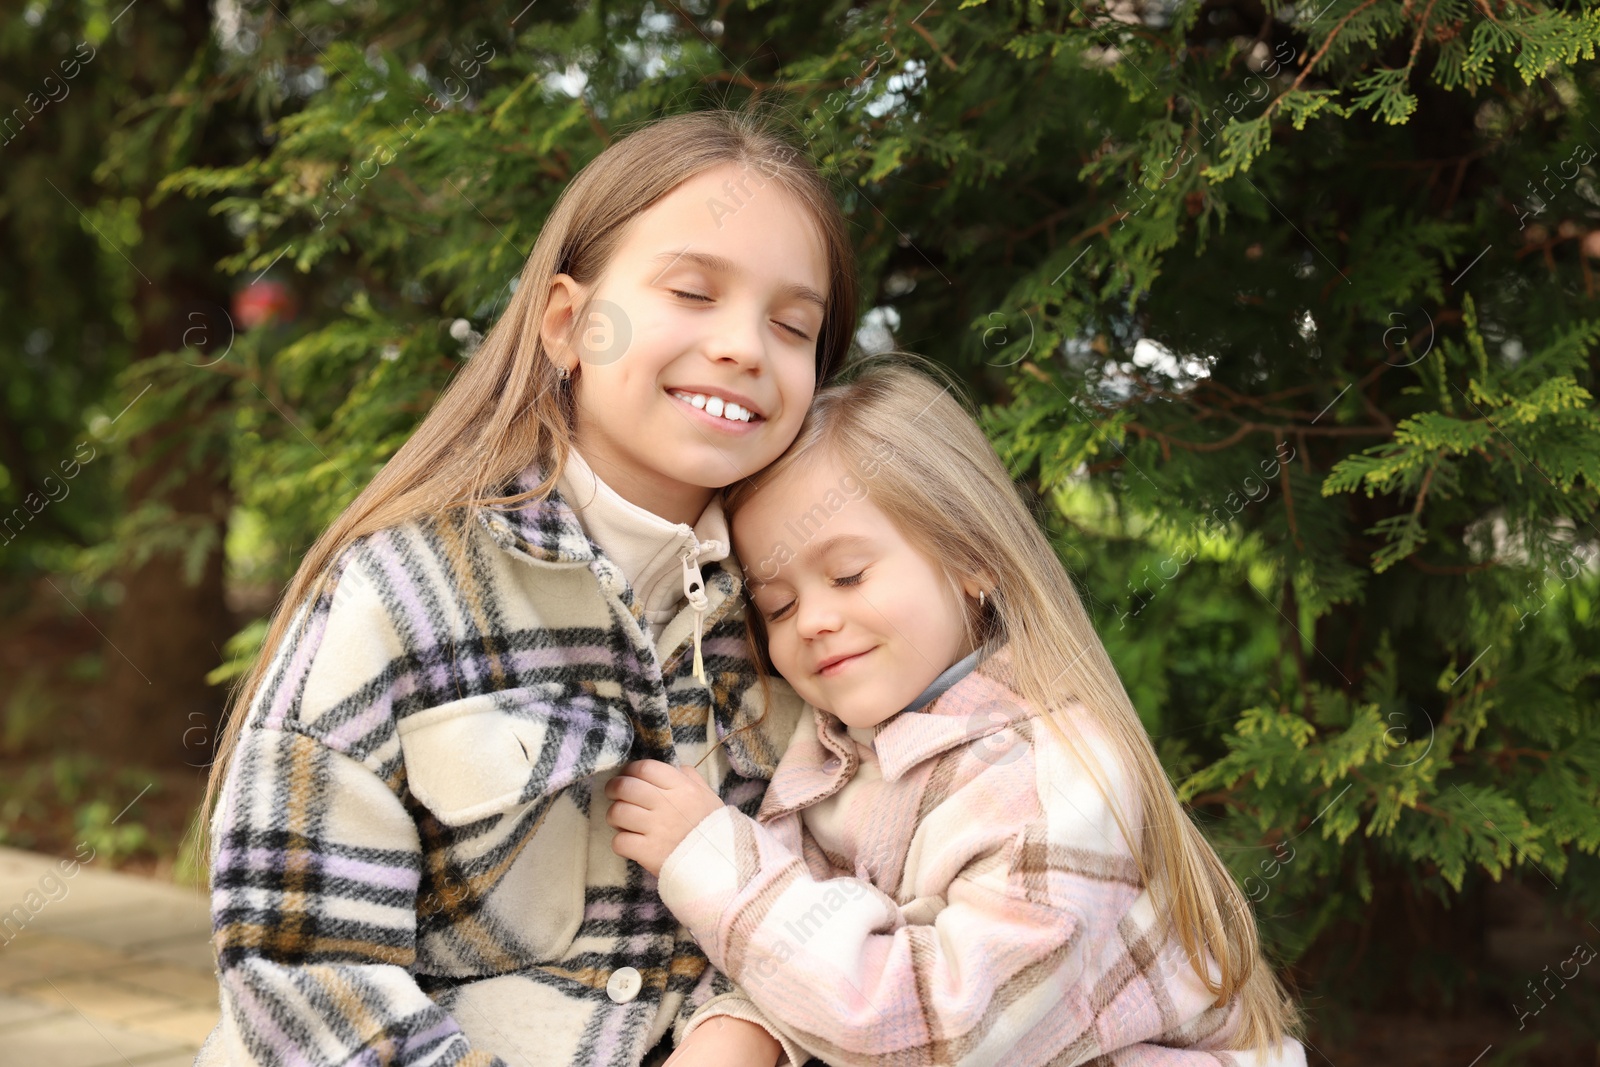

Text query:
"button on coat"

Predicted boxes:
[[607, 966, 644, 1003], [193, 459, 806, 1067]]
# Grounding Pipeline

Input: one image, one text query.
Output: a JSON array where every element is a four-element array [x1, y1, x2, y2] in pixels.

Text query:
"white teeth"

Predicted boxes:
[[671, 390, 755, 422]]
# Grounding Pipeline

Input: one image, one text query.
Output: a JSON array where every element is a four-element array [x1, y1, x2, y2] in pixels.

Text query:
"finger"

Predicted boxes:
[[605, 774, 659, 807], [650, 795, 717, 847], [618, 760, 644, 778], [614, 831, 660, 876], [675, 765, 717, 795], [622, 758, 682, 788], [610, 828, 644, 860], [605, 800, 653, 833]]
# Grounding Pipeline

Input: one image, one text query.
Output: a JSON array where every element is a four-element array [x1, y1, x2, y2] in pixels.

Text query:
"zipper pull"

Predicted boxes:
[[681, 540, 712, 685]]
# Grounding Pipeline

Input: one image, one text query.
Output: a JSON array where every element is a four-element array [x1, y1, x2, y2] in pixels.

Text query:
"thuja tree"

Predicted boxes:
[[945, 0, 1600, 1043], [152, 0, 1599, 1045]]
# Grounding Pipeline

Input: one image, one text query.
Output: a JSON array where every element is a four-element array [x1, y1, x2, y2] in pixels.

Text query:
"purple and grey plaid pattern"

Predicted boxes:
[[198, 460, 805, 1067]]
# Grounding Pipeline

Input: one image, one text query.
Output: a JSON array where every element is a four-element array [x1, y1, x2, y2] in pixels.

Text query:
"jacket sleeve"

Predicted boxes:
[[207, 545, 509, 1067], [653, 712, 1294, 1067], [654, 800, 1087, 1067]]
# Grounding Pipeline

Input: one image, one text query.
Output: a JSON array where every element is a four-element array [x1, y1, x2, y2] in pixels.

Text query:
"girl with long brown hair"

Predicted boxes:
[[192, 106, 859, 1067]]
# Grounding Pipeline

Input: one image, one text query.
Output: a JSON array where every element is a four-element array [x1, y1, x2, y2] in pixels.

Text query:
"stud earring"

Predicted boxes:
[[978, 589, 986, 609], [556, 363, 571, 380]]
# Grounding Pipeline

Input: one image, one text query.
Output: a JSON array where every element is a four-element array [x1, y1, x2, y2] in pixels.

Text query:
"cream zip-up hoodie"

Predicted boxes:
[[556, 448, 731, 681]]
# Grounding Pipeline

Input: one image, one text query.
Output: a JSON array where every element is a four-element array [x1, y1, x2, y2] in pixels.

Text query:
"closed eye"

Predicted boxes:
[[670, 290, 813, 341], [764, 572, 865, 622]]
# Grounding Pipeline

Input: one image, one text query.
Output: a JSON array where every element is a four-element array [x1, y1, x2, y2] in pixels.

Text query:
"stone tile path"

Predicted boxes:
[[0, 846, 217, 1067]]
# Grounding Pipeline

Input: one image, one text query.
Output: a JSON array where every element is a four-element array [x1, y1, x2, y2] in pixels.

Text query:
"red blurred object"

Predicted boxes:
[[233, 279, 299, 329]]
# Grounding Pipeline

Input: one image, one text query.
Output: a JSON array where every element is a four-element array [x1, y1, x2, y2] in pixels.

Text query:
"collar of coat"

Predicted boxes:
[[755, 640, 1040, 822], [473, 456, 783, 780], [475, 456, 631, 567], [475, 455, 740, 620]]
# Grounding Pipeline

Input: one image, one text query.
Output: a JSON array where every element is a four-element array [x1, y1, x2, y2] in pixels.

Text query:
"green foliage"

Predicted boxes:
[[205, 616, 269, 687], [0, 753, 161, 865], [2, 669, 57, 754], [7, 0, 1599, 1035], [73, 796, 154, 866]]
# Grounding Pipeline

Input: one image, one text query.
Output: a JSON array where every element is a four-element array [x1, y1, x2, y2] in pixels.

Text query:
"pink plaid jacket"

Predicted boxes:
[[657, 642, 1307, 1067]]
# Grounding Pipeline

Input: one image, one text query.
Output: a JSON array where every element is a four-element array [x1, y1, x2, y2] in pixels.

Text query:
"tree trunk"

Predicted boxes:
[[97, 0, 237, 769]]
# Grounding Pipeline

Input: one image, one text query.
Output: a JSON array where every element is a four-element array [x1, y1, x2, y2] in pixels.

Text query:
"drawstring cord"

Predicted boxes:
[[680, 536, 726, 685]]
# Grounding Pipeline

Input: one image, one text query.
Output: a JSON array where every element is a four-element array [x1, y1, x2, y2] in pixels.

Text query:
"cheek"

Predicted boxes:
[[766, 630, 799, 674], [896, 569, 960, 639], [593, 362, 654, 418], [648, 307, 696, 349], [767, 385, 814, 456], [763, 642, 803, 688], [781, 355, 818, 412], [611, 301, 681, 372]]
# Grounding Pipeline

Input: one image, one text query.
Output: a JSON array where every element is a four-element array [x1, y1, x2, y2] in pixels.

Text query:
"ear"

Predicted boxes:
[[959, 567, 998, 601], [538, 273, 586, 371]]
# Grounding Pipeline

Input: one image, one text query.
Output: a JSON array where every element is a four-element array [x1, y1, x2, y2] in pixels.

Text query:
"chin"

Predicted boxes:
[[833, 704, 880, 729], [683, 457, 758, 490], [644, 460, 723, 493]]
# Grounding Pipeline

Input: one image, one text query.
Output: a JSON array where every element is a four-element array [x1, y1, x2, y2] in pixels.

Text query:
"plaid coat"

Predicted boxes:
[[656, 644, 1308, 1067], [193, 460, 806, 1067]]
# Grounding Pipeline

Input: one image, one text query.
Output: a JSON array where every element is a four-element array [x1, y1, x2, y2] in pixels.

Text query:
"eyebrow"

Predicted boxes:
[[745, 534, 875, 590], [651, 249, 828, 311]]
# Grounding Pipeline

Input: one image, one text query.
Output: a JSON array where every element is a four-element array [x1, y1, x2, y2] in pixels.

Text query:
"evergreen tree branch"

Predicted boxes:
[[1262, 0, 1386, 124]]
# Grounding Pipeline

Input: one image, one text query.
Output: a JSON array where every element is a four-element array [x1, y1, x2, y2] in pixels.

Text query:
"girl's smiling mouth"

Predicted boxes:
[[667, 388, 767, 433], [816, 648, 874, 676]]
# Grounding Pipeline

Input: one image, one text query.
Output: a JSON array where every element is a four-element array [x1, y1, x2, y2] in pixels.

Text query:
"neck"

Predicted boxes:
[[569, 441, 714, 527]]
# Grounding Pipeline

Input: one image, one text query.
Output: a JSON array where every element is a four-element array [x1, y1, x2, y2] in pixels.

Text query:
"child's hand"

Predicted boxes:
[[604, 759, 726, 877], [662, 1015, 782, 1067]]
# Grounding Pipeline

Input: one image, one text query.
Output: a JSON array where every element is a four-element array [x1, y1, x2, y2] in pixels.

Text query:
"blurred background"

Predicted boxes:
[[1, 0, 1597, 1063]]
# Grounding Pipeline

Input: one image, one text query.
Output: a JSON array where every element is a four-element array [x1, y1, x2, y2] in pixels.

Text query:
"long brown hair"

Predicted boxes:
[[724, 353, 1302, 1053], [197, 106, 860, 874]]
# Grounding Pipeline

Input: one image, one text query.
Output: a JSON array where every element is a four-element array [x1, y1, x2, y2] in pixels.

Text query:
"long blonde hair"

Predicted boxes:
[[198, 106, 860, 872], [724, 353, 1302, 1052]]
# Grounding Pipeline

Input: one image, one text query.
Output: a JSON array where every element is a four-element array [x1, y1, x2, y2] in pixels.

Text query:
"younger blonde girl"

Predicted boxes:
[[606, 354, 1305, 1066]]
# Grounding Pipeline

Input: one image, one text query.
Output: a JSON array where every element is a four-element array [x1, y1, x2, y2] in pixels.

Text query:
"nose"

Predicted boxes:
[[794, 589, 843, 641], [701, 300, 767, 372]]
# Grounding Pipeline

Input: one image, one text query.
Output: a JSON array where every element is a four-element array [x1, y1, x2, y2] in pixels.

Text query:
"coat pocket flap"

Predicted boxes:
[[397, 688, 634, 826]]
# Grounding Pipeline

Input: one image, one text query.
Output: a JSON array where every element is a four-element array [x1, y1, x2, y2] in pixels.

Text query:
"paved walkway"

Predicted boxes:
[[0, 846, 217, 1067]]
